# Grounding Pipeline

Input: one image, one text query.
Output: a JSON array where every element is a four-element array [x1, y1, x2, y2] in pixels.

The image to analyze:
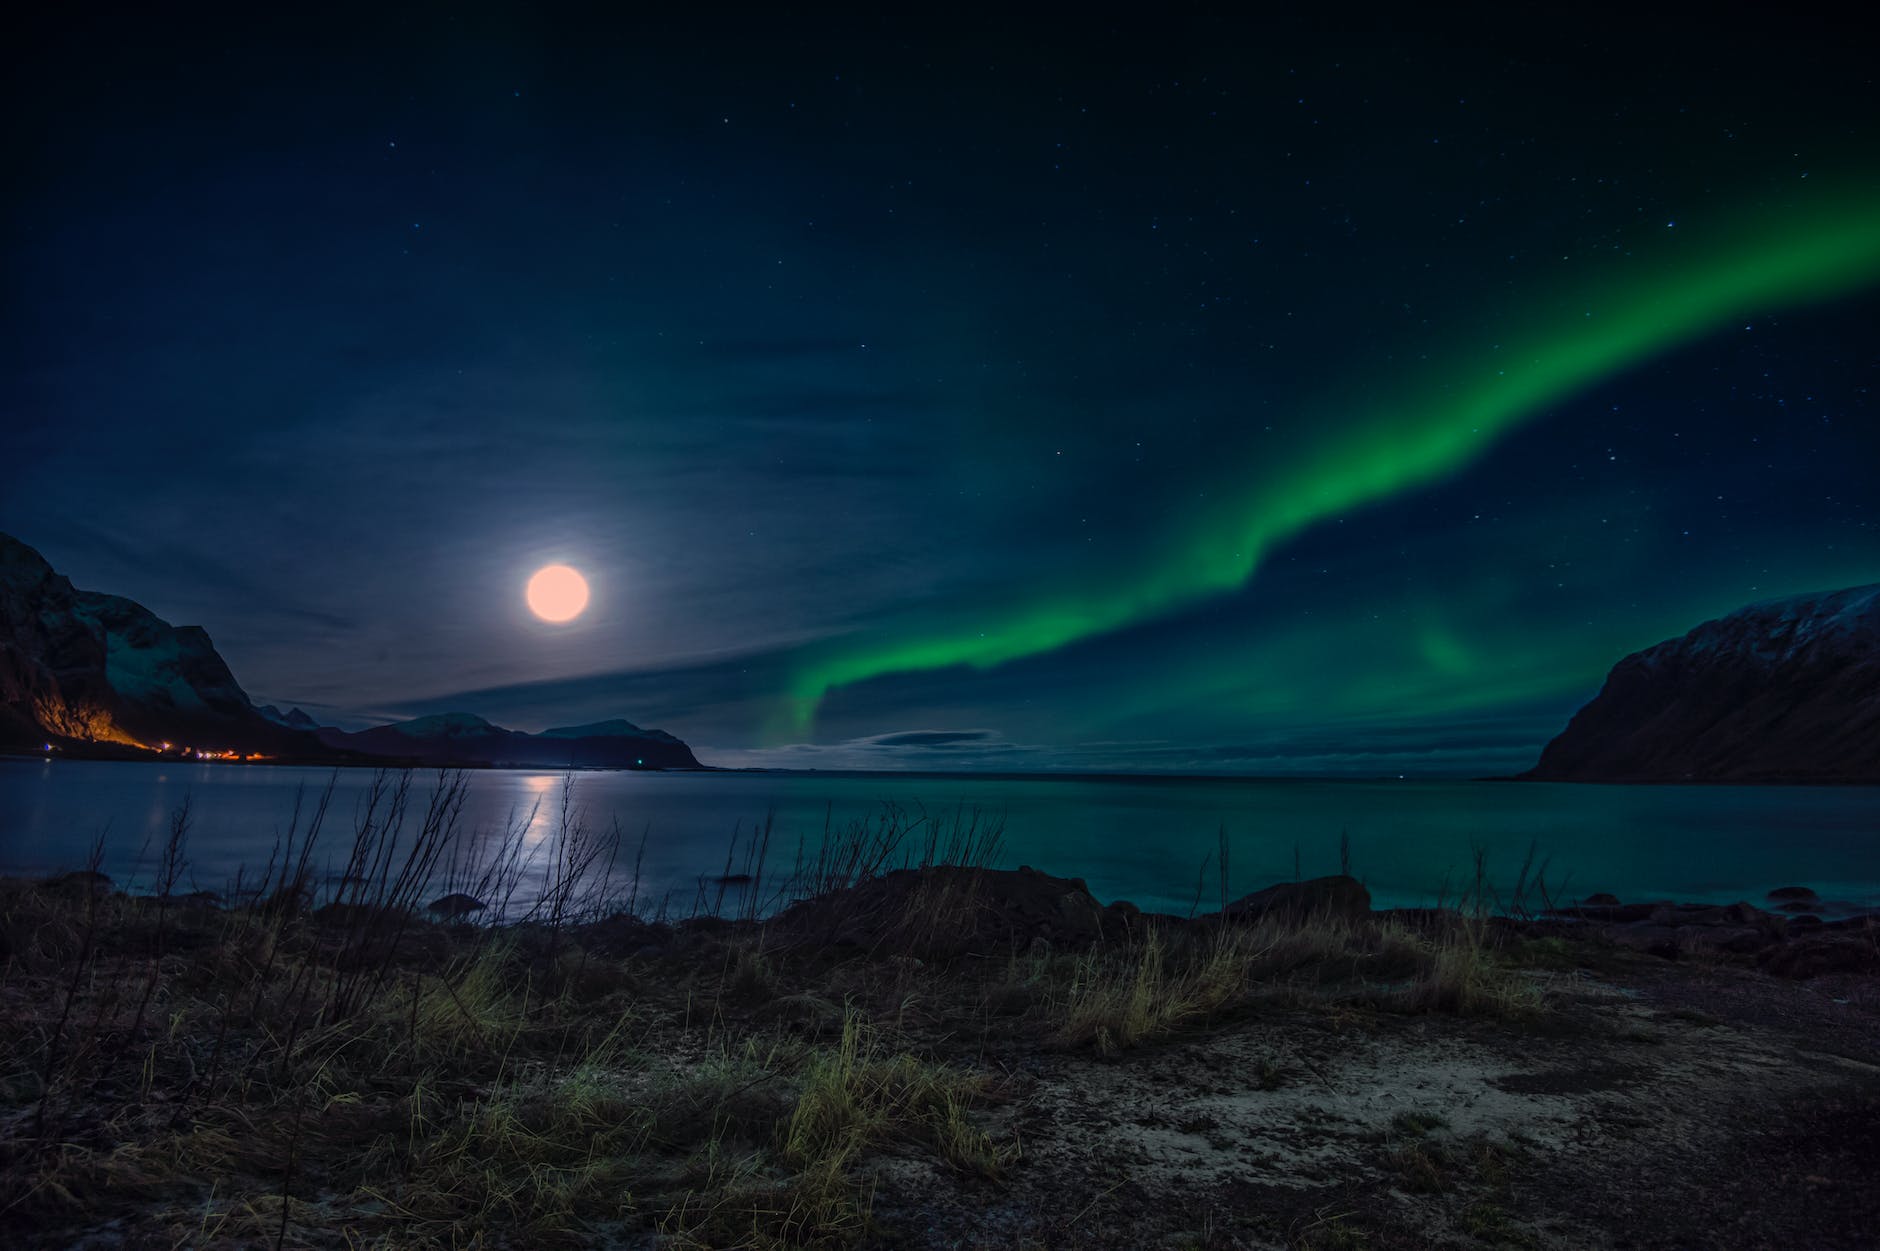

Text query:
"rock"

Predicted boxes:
[[1053, 887, 1107, 937], [1608, 924, 1684, 958], [1761, 935, 1880, 979], [315, 900, 402, 926], [1582, 892, 1622, 906], [1223, 875, 1371, 924], [40, 870, 114, 897], [578, 913, 670, 955], [1768, 885, 1819, 902], [1100, 898, 1147, 941], [1553, 902, 1659, 924], [1675, 925, 1772, 954], [426, 892, 487, 920], [1704, 903, 1773, 927], [258, 883, 314, 917], [1644, 902, 1778, 932], [753, 993, 844, 1036], [775, 864, 1109, 955]]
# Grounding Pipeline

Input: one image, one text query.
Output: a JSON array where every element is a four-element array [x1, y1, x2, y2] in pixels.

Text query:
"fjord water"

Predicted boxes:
[[2, 759, 1877, 915]]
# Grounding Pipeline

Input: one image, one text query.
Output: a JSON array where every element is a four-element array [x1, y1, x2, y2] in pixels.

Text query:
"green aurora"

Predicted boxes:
[[781, 182, 1880, 737]]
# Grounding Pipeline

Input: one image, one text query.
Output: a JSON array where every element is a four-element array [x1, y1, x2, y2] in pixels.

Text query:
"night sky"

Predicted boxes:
[[6, 10, 1877, 774]]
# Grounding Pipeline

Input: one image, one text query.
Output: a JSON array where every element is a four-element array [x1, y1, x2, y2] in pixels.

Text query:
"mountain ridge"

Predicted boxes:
[[314, 713, 702, 769]]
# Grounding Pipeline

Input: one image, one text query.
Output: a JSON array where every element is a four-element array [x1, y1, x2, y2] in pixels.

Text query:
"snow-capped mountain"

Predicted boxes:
[[1526, 584, 1880, 782]]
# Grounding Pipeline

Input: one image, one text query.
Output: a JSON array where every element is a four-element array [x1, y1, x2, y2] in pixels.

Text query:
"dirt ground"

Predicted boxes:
[[868, 955, 1880, 1250]]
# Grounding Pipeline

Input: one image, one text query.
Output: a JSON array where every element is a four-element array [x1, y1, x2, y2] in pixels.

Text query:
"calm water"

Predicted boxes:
[[2, 759, 1877, 915]]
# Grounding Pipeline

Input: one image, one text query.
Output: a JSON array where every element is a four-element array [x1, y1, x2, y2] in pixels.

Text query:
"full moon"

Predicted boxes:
[[525, 564, 590, 623]]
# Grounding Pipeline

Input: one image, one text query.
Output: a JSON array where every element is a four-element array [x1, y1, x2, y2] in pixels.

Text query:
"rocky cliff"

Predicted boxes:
[[0, 532, 311, 754], [1526, 584, 1880, 783]]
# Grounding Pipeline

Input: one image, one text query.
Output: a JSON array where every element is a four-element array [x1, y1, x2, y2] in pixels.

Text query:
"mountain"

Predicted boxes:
[[1, 531, 705, 769], [257, 704, 321, 731], [1526, 584, 1880, 783], [316, 712, 702, 769], [0, 532, 316, 756]]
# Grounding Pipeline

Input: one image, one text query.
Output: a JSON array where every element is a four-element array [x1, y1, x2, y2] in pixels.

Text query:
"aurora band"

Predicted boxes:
[[781, 183, 1880, 735]]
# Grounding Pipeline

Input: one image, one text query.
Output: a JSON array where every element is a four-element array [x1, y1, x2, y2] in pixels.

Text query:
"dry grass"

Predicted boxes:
[[0, 779, 1014, 1251], [1399, 923, 1544, 1018], [0, 891, 1001, 1248], [1041, 911, 1543, 1056], [783, 1012, 1000, 1177], [1051, 927, 1267, 1055]]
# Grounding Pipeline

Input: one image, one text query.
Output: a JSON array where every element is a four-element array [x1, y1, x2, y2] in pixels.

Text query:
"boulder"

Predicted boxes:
[[1767, 886, 1819, 902], [1761, 935, 1880, 979], [426, 892, 487, 921], [578, 913, 672, 955], [40, 870, 114, 898], [1552, 901, 1659, 924], [1582, 892, 1621, 906], [1608, 924, 1684, 958], [1223, 875, 1371, 924], [1675, 925, 1772, 955], [775, 864, 1109, 956], [1643, 903, 1783, 939]]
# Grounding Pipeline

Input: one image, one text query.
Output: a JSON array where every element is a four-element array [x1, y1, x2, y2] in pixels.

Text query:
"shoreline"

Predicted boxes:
[[6, 763, 1879, 926], [10, 748, 1880, 787]]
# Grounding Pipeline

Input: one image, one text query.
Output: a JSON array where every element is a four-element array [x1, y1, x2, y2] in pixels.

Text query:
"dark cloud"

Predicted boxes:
[[709, 729, 1040, 772], [867, 730, 1001, 748]]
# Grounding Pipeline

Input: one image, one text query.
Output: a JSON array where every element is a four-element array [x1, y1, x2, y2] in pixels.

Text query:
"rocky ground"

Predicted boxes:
[[1, 864, 1875, 1249], [889, 948, 1880, 1249]]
